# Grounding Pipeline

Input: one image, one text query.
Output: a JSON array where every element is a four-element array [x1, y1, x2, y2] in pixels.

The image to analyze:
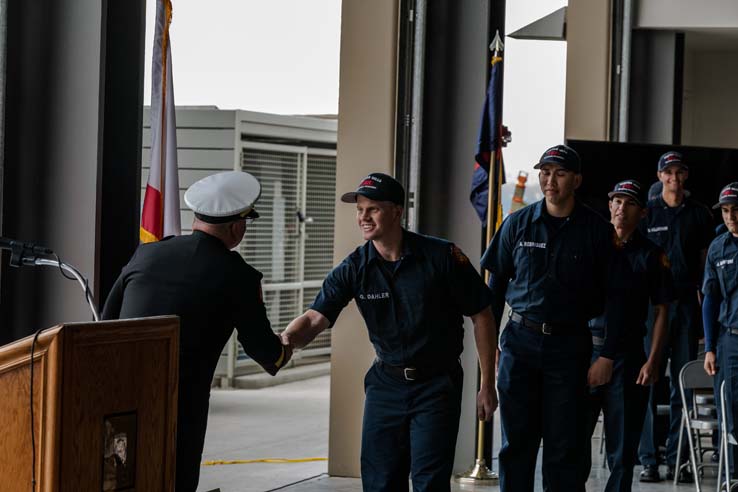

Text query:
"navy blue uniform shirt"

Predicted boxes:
[[481, 199, 623, 358], [310, 230, 491, 367], [702, 232, 738, 336], [589, 230, 675, 351], [642, 196, 713, 297]]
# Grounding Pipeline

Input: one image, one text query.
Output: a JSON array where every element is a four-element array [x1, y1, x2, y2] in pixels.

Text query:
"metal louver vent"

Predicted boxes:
[[305, 154, 337, 281], [239, 148, 301, 284], [235, 144, 337, 359]]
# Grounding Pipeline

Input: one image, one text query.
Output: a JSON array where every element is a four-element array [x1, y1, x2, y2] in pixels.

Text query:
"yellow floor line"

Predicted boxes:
[[202, 457, 328, 466]]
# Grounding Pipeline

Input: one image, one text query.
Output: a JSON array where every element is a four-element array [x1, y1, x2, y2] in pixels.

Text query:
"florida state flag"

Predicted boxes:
[[141, 0, 180, 243]]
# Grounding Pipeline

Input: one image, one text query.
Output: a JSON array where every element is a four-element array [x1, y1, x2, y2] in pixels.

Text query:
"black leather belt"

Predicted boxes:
[[726, 327, 738, 336], [510, 312, 584, 336], [376, 359, 457, 382]]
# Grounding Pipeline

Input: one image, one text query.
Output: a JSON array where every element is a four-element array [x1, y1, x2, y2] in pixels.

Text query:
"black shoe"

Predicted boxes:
[[640, 465, 661, 482], [666, 465, 694, 483]]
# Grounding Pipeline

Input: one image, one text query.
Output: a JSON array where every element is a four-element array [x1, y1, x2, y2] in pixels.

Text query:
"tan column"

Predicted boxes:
[[565, 0, 612, 141], [328, 0, 399, 477]]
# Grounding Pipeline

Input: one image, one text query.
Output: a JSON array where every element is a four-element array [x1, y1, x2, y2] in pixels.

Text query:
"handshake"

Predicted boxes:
[[275, 309, 331, 370], [279, 330, 295, 368]]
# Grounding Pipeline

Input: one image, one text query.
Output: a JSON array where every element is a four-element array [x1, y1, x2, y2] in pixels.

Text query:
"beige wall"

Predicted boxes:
[[682, 49, 738, 148], [565, 0, 611, 141], [637, 0, 738, 29], [328, 0, 399, 478]]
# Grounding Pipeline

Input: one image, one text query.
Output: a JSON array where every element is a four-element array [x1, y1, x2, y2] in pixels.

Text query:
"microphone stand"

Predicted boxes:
[[24, 258, 100, 321], [2, 239, 100, 321]]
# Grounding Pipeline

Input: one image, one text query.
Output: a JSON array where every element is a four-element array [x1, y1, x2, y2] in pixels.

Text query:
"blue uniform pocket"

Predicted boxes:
[[718, 262, 738, 296], [514, 244, 546, 284]]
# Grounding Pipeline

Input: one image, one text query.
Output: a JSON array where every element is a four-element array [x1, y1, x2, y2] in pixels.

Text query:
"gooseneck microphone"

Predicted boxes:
[[0, 236, 98, 320], [0, 237, 54, 256], [0, 236, 54, 267]]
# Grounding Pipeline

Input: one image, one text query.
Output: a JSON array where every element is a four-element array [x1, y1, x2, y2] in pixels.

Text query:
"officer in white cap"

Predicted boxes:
[[102, 170, 290, 492]]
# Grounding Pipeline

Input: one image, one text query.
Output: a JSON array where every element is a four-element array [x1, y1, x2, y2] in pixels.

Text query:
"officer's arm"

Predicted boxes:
[[232, 270, 290, 376], [101, 274, 125, 320], [282, 309, 330, 349], [236, 308, 289, 376], [471, 307, 498, 420]]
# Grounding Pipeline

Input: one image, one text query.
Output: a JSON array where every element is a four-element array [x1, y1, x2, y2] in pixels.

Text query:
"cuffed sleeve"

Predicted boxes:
[[234, 276, 284, 376]]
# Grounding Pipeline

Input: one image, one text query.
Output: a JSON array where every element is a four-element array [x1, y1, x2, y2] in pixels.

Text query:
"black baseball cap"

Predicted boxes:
[[713, 182, 738, 209], [608, 179, 646, 207], [533, 144, 581, 173], [340, 172, 405, 205], [657, 151, 687, 172]]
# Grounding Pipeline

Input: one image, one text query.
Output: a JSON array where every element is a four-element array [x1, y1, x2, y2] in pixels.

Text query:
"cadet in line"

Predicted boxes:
[[481, 144, 624, 492], [582, 180, 674, 492]]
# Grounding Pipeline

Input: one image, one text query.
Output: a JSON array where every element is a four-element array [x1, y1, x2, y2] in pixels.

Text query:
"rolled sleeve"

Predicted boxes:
[[447, 244, 492, 316], [309, 259, 356, 327]]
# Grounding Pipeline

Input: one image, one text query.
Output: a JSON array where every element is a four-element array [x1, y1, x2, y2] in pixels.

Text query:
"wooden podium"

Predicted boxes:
[[0, 316, 179, 492]]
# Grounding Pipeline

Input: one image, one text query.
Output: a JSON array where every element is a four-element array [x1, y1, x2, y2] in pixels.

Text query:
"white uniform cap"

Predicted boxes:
[[184, 171, 261, 224]]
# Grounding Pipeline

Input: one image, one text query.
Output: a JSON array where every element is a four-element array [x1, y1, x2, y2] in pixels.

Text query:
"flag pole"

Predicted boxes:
[[456, 30, 504, 485]]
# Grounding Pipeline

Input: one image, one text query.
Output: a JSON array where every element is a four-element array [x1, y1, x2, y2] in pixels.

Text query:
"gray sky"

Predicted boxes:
[[502, 0, 567, 195], [144, 0, 342, 115], [143, 0, 567, 206]]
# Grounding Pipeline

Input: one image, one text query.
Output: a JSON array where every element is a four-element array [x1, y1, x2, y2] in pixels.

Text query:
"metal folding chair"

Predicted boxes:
[[675, 360, 719, 491], [717, 380, 738, 492], [599, 412, 607, 469]]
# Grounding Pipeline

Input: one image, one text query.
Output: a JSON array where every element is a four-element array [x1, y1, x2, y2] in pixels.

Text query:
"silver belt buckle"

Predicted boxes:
[[404, 367, 417, 381], [541, 323, 552, 335]]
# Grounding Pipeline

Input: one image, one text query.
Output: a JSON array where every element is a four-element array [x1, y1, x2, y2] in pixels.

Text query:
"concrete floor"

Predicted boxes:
[[197, 376, 329, 492], [197, 374, 718, 492]]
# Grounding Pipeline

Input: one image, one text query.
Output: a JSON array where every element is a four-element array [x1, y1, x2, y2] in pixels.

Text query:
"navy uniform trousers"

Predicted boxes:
[[719, 330, 738, 477], [497, 320, 591, 492], [361, 361, 463, 492], [583, 342, 649, 492], [639, 298, 699, 467]]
